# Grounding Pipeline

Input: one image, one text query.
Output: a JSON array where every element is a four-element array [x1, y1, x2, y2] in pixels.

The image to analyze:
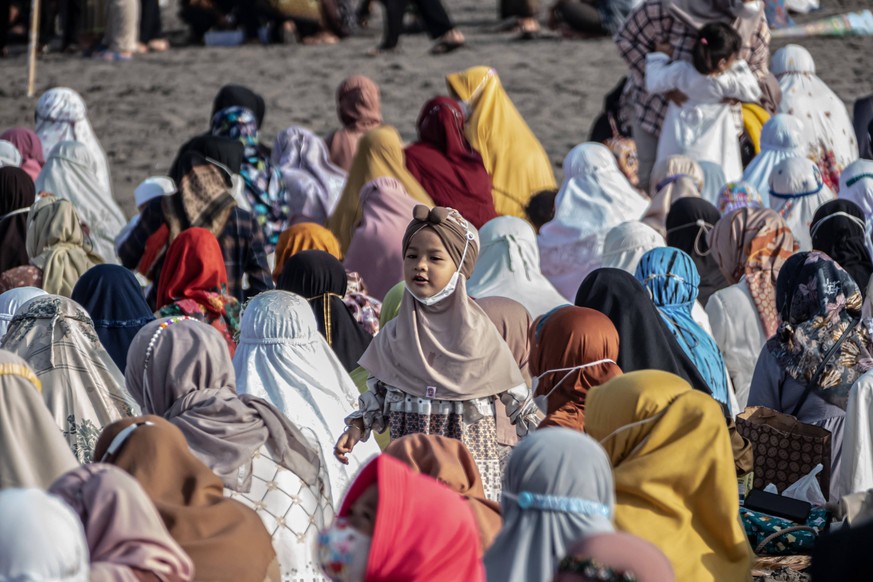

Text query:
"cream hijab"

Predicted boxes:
[[0, 295, 137, 463], [327, 126, 433, 253], [25, 196, 104, 297], [601, 221, 666, 274], [467, 216, 567, 318], [0, 349, 78, 489], [642, 155, 704, 236]]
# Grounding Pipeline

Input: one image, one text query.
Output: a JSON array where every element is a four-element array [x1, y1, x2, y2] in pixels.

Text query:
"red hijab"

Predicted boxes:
[[157, 228, 229, 316], [405, 97, 496, 228], [339, 455, 485, 582]]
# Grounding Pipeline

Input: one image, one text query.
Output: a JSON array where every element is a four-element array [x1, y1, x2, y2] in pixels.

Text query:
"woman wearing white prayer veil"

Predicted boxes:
[[769, 157, 836, 251], [742, 113, 807, 207], [0, 489, 89, 582], [232, 290, 379, 504], [771, 45, 858, 182], [35, 88, 113, 198], [467, 216, 566, 318], [538, 143, 648, 301], [839, 159, 873, 259], [36, 141, 127, 264], [601, 221, 665, 274]]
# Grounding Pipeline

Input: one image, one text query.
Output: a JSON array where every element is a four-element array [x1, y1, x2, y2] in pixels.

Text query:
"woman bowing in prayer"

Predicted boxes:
[[1, 295, 138, 462], [529, 306, 622, 432], [742, 113, 807, 205], [71, 265, 155, 373], [706, 207, 798, 409], [155, 228, 240, 356], [665, 197, 728, 306], [769, 156, 836, 251], [404, 96, 497, 228], [446, 67, 557, 219], [94, 416, 279, 582], [585, 371, 752, 581], [0, 196, 102, 296], [278, 250, 373, 372], [484, 428, 616, 582], [122, 318, 332, 580], [334, 206, 539, 499], [811, 200, 873, 296], [344, 178, 420, 300], [0, 167, 36, 274], [539, 143, 648, 300], [468, 216, 567, 318], [328, 126, 433, 253], [326, 76, 383, 171], [233, 290, 380, 504], [36, 141, 127, 263], [750, 252, 873, 502]]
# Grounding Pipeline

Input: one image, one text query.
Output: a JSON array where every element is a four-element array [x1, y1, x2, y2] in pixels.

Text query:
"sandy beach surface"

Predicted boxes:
[[0, 0, 871, 216]]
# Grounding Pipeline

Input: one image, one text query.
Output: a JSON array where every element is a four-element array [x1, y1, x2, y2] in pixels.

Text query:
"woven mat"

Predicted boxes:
[[752, 555, 812, 575]]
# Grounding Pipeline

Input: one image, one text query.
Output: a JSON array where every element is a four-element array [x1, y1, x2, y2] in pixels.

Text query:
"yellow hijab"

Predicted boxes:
[[272, 223, 342, 282], [585, 370, 752, 582], [327, 126, 432, 253], [743, 103, 770, 155], [446, 66, 557, 219]]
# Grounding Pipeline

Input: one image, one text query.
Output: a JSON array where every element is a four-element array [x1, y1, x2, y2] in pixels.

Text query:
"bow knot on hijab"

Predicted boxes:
[[402, 205, 480, 279]]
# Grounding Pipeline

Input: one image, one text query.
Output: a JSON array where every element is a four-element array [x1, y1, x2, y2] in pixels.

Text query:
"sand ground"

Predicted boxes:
[[0, 0, 871, 216]]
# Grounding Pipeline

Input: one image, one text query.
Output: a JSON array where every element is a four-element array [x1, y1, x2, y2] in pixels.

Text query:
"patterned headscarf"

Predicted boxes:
[[211, 106, 288, 251], [635, 248, 730, 406], [708, 207, 799, 337], [717, 181, 765, 216], [767, 251, 873, 409]]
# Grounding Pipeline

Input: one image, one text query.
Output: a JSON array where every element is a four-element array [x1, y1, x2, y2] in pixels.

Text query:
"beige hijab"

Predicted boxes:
[[642, 156, 704, 236], [358, 206, 525, 400], [25, 196, 103, 297], [0, 349, 78, 489], [0, 295, 137, 463]]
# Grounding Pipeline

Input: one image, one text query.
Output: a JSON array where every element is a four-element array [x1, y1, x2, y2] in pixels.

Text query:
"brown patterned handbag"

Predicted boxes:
[[736, 406, 831, 495]]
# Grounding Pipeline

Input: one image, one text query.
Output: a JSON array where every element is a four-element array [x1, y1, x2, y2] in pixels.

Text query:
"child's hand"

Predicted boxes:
[[334, 424, 362, 464], [666, 89, 688, 106], [654, 40, 673, 58]]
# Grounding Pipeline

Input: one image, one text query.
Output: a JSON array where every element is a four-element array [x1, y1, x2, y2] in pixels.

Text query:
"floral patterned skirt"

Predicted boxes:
[[387, 397, 502, 501]]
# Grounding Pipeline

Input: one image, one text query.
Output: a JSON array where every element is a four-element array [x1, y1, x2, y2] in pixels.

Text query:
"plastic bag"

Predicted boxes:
[[782, 464, 828, 506]]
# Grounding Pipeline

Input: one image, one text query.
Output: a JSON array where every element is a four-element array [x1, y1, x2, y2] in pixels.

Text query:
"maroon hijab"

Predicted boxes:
[[0, 128, 44, 183], [405, 97, 497, 228]]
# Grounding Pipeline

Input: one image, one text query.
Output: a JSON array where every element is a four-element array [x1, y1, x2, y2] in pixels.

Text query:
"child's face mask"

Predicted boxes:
[[405, 221, 475, 307], [532, 360, 617, 414], [318, 518, 371, 582]]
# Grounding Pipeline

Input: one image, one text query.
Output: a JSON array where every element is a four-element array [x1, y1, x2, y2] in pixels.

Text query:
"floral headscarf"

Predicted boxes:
[[717, 181, 765, 216], [767, 251, 873, 409], [211, 106, 288, 251]]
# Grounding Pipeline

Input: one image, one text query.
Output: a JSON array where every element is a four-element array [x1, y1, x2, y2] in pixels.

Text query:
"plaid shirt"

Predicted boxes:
[[118, 199, 274, 305], [615, 0, 771, 136]]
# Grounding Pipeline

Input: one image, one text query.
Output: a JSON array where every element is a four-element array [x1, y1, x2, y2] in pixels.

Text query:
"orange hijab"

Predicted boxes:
[[272, 223, 342, 282]]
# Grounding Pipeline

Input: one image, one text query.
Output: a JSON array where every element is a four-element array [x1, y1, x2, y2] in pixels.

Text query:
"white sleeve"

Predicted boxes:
[[716, 60, 763, 102], [645, 52, 686, 94]]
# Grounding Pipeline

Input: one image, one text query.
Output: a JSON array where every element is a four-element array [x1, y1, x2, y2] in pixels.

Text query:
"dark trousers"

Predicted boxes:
[[553, 0, 605, 34], [139, 0, 161, 41], [380, 0, 452, 49]]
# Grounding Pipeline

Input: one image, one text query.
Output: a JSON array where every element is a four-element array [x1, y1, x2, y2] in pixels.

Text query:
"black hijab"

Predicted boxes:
[[574, 268, 713, 397], [71, 265, 156, 373], [170, 135, 244, 179], [853, 94, 873, 160], [811, 199, 873, 296], [665, 197, 729, 306], [212, 85, 266, 129], [277, 250, 372, 372], [0, 167, 36, 273]]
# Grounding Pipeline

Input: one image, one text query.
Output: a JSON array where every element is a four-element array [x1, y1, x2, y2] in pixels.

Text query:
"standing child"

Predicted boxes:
[[646, 22, 762, 183], [333, 205, 539, 500]]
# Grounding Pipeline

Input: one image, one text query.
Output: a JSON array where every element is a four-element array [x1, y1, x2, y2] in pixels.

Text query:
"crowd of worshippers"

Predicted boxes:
[[5, 5, 873, 579]]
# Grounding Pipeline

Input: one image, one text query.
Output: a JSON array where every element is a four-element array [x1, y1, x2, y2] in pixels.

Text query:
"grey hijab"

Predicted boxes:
[[484, 427, 615, 582], [125, 317, 320, 492]]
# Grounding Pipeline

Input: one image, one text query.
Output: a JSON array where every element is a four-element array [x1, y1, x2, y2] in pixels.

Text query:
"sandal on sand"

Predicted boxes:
[[430, 39, 463, 55], [93, 50, 133, 61]]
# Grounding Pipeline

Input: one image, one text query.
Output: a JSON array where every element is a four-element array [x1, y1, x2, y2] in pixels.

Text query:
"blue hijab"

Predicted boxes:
[[71, 265, 156, 373], [635, 247, 730, 406]]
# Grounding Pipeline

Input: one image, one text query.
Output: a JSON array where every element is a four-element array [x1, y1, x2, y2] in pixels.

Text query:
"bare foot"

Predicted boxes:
[[147, 38, 169, 52], [302, 31, 339, 45]]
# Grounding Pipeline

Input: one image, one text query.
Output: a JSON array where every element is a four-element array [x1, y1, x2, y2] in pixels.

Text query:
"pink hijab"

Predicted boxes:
[[344, 177, 418, 300], [50, 463, 195, 581], [326, 76, 382, 171], [1, 128, 44, 182]]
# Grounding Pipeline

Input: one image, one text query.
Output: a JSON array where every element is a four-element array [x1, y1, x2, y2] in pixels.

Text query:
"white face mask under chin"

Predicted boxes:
[[532, 359, 617, 414], [733, 0, 761, 17]]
